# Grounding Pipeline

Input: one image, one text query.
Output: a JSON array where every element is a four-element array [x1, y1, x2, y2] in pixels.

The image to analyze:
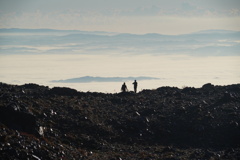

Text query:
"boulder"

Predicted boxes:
[[202, 83, 214, 90], [48, 87, 78, 96]]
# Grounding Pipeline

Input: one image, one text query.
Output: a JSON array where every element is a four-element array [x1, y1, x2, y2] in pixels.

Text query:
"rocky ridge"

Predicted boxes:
[[0, 82, 240, 159]]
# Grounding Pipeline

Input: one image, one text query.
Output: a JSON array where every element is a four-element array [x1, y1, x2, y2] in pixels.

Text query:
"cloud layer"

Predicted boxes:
[[1, 28, 240, 56]]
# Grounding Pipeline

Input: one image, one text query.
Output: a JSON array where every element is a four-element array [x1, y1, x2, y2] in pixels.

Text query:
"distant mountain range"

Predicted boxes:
[[0, 28, 239, 56], [52, 76, 159, 83]]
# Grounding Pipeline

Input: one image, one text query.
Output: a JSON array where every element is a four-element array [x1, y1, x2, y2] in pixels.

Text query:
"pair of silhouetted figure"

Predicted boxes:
[[121, 80, 138, 93]]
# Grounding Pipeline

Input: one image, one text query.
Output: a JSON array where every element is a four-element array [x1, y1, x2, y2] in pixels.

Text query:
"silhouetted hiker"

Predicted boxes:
[[121, 82, 128, 92], [132, 80, 138, 93]]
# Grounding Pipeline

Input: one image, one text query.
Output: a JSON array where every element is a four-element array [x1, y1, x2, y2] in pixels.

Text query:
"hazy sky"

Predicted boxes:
[[1, 0, 240, 34]]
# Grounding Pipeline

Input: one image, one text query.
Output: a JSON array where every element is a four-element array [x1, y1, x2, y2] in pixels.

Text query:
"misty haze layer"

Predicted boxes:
[[0, 29, 240, 56], [1, 0, 240, 34]]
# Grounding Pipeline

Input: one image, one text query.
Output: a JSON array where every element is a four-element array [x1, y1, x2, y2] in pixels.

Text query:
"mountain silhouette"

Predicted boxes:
[[51, 76, 159, 83]]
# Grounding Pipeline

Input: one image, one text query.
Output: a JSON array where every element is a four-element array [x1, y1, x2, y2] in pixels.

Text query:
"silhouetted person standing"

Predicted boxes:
[[133, 80, 138, 93], [121, 82, 128, 92]]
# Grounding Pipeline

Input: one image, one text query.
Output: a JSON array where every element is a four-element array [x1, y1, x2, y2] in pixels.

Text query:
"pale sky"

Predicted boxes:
[[1, 0, 240, 34]]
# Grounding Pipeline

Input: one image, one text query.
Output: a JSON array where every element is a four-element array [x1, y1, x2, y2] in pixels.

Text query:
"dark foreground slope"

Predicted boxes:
[[0, 82, 240, 159]]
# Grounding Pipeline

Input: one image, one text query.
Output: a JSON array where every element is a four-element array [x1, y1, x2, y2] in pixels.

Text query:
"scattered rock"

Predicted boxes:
[[0, 82, 240, 159]]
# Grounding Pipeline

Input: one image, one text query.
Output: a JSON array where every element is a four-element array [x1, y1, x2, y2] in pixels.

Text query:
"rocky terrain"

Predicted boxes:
[[0, 82, 240, 160]]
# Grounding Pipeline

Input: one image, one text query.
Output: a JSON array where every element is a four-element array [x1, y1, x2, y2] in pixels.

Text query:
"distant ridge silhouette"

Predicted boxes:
[[51, 76, 159, 83]]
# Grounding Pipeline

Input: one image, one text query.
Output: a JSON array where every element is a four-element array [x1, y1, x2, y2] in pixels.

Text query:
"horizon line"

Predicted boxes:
[[1, 27, 240, 36]]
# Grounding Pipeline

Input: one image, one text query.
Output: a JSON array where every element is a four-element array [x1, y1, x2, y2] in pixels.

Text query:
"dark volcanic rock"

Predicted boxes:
[[0, 104, 39, 135], [48, 87, 79, 96], [202, 83, 215, 89], [0, 82, 240, 159]]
